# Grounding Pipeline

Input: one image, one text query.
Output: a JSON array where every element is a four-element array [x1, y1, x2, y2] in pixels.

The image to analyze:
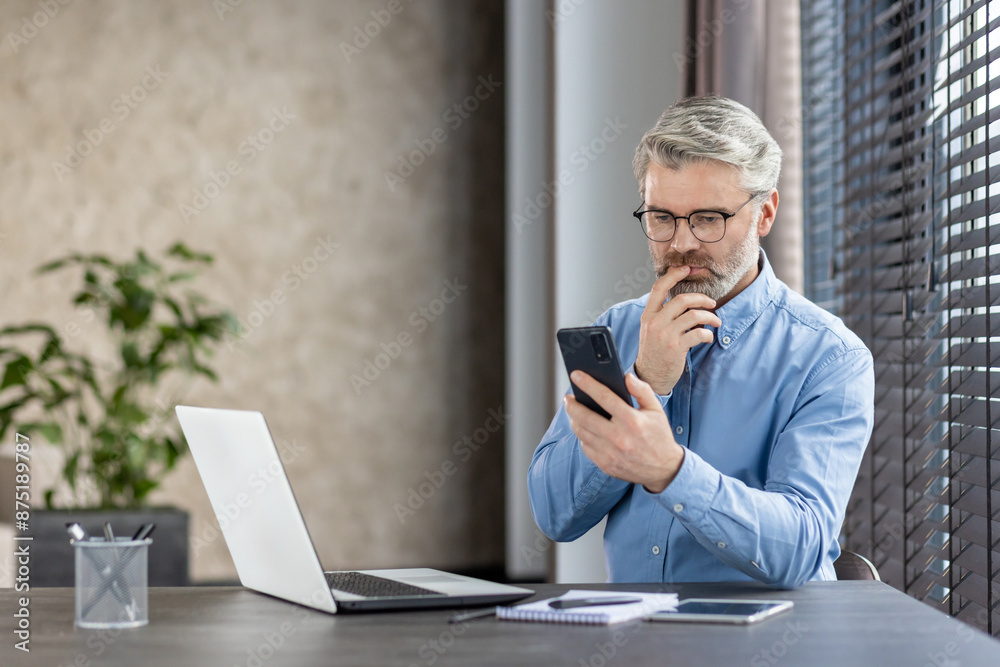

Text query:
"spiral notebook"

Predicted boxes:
[[497, 590, 679, 625]]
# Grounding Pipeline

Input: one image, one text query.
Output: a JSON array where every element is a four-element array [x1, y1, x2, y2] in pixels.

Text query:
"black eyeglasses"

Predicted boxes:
[[632, 194, 757, 243]]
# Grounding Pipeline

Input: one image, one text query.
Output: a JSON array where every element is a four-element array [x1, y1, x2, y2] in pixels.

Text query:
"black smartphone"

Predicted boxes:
[[557, 326, 631, 419]]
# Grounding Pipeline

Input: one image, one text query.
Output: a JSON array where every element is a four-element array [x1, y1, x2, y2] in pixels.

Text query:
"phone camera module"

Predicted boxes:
[[590, 333, 609, 362]]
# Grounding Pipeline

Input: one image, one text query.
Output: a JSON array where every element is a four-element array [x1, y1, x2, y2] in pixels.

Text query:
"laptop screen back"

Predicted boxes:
[[176, 405, 337, 613]]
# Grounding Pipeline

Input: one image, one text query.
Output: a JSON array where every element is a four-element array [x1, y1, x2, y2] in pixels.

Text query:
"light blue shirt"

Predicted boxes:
[[528, 252, 874, 588]]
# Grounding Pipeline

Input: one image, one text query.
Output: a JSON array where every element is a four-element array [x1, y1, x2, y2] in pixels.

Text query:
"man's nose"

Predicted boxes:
[[670, 219, 702, 253]]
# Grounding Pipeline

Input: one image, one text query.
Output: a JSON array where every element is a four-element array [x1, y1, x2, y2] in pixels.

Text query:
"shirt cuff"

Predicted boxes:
[[645, 447, 721, 524]]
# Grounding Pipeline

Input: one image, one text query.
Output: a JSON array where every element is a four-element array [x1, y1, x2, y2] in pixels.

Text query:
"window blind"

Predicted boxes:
[[802, 0, 1000, 636], [801, 0, 845, 314]]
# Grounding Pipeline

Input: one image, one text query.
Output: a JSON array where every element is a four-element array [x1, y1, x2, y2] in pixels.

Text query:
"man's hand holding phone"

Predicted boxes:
[[634, 266, 722, 395], [564, 370, 685, 493], [557, 266, 721, 493]]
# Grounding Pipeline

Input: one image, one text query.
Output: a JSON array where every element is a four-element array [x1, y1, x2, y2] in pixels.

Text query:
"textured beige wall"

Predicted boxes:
[[0, 0, 505, 581]]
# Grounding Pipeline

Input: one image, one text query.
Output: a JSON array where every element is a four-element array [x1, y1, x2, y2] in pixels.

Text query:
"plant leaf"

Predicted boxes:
[[9, 243, 232, 509], [1, 356, 32, 390], [131, 478, 158, 503], [168, 242, 213, 264], [36, 258, 69, 273], [63, 451, 80, 489], [121, 342, 142, 368], [0, 323, 58, 337], [21, 421, 63, 444]]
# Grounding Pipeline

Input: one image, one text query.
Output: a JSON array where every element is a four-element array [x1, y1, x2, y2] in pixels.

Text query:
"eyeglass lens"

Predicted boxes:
[[639, 211, 726, 242]]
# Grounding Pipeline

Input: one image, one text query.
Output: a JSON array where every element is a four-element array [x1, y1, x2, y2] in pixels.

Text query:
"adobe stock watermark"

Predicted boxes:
[[234, 619, 299, 667], [519, 506, 577, 567], [919, 604, 990, 667], [60, 584, 327, 667], [213, 0, 245, 21], [189, 436, 307, 553], [774, 82, 839, 141], [750, 619, 809, 667], [512, 116, 628, 234], [520, 528, 553, 568], [578, 619, 645, 667], [340, 0, 413, 63], [546, 0, 588, 28], [383, 74, 502, 192], [5, 0, 73, 55], [410, 618, 471, 667], [224, 234, 340, 351], [672, 0, 752, 72], [844, 190, 901, 244], [393, 405, 508, 524], [859, 493, 938, 561], [350, 277, 468, 394], [51, 64, 169, 182], [233, 588, 372, 667], [178, 106, 297, 222], [55, 261, 147, 341], [580, 260, 656, 325]]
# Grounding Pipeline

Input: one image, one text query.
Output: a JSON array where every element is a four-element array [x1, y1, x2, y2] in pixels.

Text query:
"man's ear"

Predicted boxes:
[[756, 189, 779, 238]]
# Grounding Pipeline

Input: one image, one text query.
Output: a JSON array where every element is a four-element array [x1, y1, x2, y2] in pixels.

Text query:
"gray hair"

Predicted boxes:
[[632, 96, 782, 200]]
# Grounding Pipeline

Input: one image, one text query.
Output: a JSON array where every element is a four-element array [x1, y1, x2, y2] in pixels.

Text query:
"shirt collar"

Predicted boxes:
[[714, 248, 777, 350]]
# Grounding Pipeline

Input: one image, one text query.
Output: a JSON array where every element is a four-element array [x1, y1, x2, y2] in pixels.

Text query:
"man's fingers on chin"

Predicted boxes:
[[661, 265, 691, 282], [647, 267, 689, 310]]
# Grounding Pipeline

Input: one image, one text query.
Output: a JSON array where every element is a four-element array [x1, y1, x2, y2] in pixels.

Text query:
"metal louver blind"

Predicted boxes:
[[810, 0, 1000, 636], [801, 0, 845, 314], [933, 0, 1000, 634]]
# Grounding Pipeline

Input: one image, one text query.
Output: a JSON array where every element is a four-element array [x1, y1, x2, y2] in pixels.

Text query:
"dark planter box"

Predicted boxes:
[[26, 507, 189, 587]]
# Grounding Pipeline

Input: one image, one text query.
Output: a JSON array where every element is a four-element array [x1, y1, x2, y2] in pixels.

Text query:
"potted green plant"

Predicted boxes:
[[0, 243, 236, 585]]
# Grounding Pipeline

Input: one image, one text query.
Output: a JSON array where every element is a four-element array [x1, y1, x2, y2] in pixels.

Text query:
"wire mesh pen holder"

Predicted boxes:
[[74, 537, 152, 629]]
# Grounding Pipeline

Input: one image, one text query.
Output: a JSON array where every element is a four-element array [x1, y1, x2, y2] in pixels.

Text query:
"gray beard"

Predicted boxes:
[[653, 222, 761, 302]]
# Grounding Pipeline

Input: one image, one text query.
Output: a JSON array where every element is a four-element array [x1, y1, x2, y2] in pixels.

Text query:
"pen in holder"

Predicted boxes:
[[73, 535, 152, 629]]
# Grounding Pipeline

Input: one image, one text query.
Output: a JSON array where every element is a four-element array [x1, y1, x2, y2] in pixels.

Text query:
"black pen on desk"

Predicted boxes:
[[548, 596, 642, 610]]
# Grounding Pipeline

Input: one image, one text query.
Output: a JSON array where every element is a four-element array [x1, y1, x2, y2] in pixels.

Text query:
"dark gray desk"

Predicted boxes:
[[3, 582, 999, 665]]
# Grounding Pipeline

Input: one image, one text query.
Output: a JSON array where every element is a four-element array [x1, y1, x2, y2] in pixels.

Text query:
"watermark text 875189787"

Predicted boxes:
[[13, 433, 33, 652]]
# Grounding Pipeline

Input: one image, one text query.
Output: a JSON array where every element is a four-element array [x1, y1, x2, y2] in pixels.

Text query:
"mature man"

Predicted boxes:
[[527, 96, 874, 588]]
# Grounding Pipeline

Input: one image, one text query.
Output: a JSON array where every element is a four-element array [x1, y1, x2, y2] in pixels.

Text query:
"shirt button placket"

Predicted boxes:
[[672, 352, 693, 446]]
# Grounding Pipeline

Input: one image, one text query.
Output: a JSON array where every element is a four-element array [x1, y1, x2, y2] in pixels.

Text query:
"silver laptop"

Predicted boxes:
[[176, 405, 532, 613]]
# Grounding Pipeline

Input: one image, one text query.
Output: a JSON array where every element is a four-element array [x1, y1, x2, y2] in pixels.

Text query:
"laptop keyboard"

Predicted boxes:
[[325, 571, 445, 599]]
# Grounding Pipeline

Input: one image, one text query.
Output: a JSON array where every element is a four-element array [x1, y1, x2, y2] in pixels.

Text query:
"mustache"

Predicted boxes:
[[654, 253, 718, 276]]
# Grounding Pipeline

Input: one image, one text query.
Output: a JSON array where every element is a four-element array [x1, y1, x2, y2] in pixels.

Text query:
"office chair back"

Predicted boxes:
[[834, 550, 880, 581]]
